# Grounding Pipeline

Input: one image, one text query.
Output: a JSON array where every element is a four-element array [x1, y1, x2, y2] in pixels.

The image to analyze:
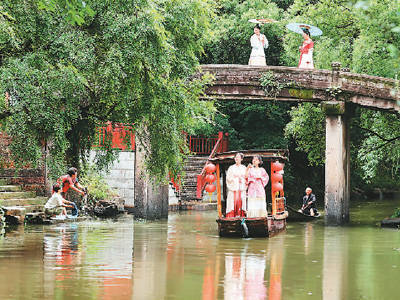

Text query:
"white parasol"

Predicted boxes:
[[286, 23, 323, 36]]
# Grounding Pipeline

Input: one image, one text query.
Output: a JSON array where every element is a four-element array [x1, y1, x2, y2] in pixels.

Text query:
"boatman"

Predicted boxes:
[[301, 187, 318, 216]]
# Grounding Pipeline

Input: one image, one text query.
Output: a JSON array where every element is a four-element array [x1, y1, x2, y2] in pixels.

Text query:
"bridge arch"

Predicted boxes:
[[200, 63, 399, 225]]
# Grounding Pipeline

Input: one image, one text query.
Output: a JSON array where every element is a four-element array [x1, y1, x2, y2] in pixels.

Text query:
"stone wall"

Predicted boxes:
[[0, 131, 46, 194], [90, 151, 135, 207]]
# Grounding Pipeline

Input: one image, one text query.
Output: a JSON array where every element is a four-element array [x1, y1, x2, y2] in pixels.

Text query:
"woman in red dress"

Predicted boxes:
[[298, 28, 314, 69]]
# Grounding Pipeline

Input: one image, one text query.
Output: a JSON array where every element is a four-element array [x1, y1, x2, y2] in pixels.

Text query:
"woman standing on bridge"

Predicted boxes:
[[286, 23, 322, 69], [248, 24, 268, 66], [298, 27, 314, 69], [226, 152, 247, 218]]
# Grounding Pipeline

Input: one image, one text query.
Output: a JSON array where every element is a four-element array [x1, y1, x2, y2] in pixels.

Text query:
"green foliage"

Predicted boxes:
[[282, 0, 400, 190], [391, 208, 400, 218], [37, 0, 95, 25], [201, 0, 284, 65], [352, 0, 400, 77], [285, 103, 325, 166], [260, 71, 286, 98], [80, 166, 117, 203], [357, 110, 400, 184], [0, 0, 216, 181], [281, 0, 358, 69]]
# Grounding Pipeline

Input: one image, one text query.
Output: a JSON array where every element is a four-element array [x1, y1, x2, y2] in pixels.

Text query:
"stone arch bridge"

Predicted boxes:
[[199, 63, 399, 225]]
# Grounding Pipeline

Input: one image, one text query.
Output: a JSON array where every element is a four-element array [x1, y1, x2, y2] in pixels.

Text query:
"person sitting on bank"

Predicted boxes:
[[301, 187, 318, 216], [57, 167, 85, 199], [44, 184, 76, 218]]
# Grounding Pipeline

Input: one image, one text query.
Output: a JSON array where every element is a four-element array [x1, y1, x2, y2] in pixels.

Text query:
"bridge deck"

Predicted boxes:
[[199, 64, 400, 113]]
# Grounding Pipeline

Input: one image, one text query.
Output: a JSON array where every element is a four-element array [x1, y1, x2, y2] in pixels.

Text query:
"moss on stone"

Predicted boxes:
[[288, 89, 314, 99], [322, 101, 346, 115]]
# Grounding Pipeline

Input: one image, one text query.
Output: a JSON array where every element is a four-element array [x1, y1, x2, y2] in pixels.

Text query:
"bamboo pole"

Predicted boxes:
[[216, 163, 222, 217]]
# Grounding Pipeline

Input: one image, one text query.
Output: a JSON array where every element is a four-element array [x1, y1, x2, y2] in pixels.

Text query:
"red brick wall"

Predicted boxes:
[[0, 131, 46, 195]]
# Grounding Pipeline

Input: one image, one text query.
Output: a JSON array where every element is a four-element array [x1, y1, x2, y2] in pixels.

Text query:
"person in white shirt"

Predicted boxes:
[[44, 184, 75, 218], [248, 24, 268, 66]]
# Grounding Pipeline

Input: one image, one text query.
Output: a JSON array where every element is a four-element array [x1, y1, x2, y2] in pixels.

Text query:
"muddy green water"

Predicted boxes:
[[0, 199, 400, 300]]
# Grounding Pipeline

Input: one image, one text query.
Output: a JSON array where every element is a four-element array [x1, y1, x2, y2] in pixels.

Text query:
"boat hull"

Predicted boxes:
[[216, 215, 286, 238], [381, 217, 400, 228], [287, 206, 320, 222]]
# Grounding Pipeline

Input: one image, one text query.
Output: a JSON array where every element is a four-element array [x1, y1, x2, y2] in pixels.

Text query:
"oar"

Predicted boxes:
[[241, 218, 249, 237]]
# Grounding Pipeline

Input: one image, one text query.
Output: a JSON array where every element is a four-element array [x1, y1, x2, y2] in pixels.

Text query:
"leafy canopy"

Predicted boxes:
[[0, 0, 216, 180]]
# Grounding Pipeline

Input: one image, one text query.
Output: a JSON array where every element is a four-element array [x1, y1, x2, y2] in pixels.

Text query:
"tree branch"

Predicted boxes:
[[0, 110, 12, 121], [371, 136, 400, 151], [355, 124, 393, 141]]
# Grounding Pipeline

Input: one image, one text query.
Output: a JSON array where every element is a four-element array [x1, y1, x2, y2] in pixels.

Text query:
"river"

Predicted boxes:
[[0, 198, 399, 300]]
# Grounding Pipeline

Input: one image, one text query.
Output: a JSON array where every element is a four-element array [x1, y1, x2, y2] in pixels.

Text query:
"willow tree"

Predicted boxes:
[[0, 0, 216, 180]]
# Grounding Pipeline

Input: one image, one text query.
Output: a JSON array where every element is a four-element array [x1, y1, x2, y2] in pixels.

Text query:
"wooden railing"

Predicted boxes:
[[93, 122, 135, 151], [196, 132, 227, 199], [187, 132, 229, 155]]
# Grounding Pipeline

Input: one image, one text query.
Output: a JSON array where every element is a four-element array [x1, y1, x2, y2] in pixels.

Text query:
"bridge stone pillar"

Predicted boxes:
[[134, 135, 169, 220], [323, 101, 351, 225]]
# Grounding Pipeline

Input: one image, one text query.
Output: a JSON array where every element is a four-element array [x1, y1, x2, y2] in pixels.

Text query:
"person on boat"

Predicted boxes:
[[57, 167, 85, 199], [226, 152, 247, 218], [301, 187, 318, 216], [44, 184, 76, 219], [298, 27, 314, 69], [248, 24, 268, 66], [245, 155, 269, 218]]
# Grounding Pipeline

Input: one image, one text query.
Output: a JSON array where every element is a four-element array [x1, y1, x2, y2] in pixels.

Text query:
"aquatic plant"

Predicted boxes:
[[391, 208, 400, 218], [80, 166, 118, 204]]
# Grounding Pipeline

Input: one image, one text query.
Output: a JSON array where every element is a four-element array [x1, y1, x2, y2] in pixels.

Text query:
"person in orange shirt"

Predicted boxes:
[[57, 167, 85, 198]]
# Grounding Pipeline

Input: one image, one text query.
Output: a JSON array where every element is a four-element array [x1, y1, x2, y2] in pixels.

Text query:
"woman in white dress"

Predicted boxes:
[[248, 24, 268, 66], [226, 152, 247, 218]]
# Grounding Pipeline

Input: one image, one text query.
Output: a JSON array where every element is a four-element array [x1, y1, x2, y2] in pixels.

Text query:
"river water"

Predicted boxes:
[[0, 199, 399, 300]]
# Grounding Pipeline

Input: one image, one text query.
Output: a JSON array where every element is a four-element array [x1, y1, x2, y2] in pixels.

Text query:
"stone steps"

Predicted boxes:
[[1, 197, 47, 206], [0, 191, 36, 200], [179, 156, 209, 202], [0, 185, 21, 192], [0, 181, 47, 224]]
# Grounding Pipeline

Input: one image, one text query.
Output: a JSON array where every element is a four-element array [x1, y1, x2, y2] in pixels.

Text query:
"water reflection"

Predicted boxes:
[[322, 227, 347, 300], [1, 200, 400, 299], [42, 219, 134, 299]]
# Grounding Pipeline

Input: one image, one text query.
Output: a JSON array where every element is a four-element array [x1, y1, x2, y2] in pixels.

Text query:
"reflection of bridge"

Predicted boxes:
[[199, 63, 400, 225]]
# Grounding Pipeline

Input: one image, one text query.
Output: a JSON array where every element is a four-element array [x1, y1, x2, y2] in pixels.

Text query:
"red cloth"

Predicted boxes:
[[226, 191, 246, 218], [298, 40, 314, 67], [57, 175, 75, 193]]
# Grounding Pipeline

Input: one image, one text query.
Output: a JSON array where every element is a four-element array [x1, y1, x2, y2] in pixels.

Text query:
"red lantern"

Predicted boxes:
[[205, 163, 216, 174], [272, 172, 283, 182], [271, 161, 284, 172], [205, 184, 216, 193], [272, 182, 283, 192], [205, 174, 216, 184]]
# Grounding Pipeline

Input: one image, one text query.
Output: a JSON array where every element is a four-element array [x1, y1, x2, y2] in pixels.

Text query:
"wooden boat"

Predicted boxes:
[[287, 205, 320, 222], [204, 149, 289, 238], [216, 213, 288, 238], [381, 217, 400, 228]]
